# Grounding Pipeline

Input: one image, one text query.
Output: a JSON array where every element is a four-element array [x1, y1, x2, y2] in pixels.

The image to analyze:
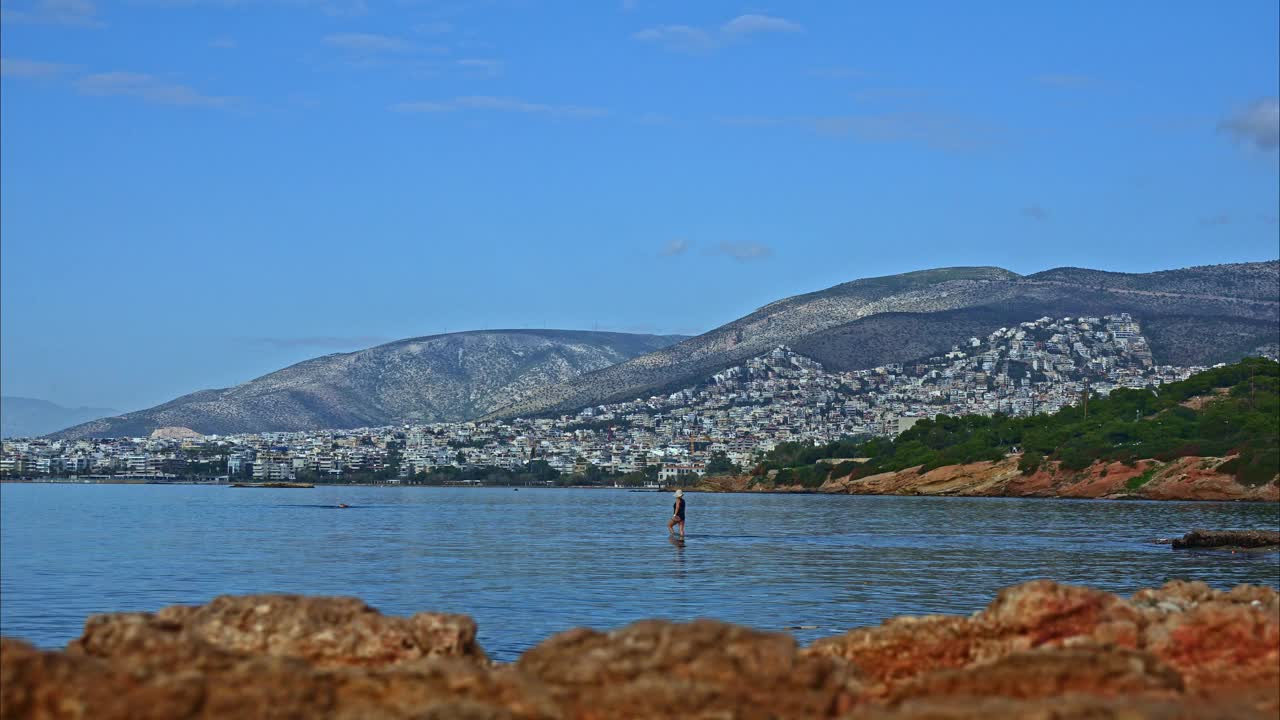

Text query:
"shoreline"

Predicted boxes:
[[3, 476, 1278, 502]]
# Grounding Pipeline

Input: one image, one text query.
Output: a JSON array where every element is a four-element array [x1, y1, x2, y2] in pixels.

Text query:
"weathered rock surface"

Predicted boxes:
[[697, 455, 1278, 501], [1171, 529, 1280, 550], [806, 579, 1280, 702], [70, 594, 487, 669], [2, 581, 1278, 719], [816, 455, 1279, 501], [517, 619, 861, 718]]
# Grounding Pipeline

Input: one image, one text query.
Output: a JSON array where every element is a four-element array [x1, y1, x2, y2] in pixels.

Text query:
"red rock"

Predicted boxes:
[[71, 594, 485, 669], [517, 618, 862, 719]]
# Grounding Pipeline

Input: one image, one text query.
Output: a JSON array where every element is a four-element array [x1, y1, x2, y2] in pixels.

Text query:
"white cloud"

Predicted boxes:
[[209, 36, 237, 49], [1199, 213, 1231, 227], [1, 57, 74, 78], [391, 96, 608, 119], [412, 21, 453, 35], [635, 14, 800, 52], [456, 58, 503, 77], [1, 0, 100, 26], [1218, 97, 1279, 151], [633, 24, 714, 52], [720, 112, 999, 151], [715, 241, 773, 261], [660, 239, 690, 256], [721, 14, 801, 36], [77, 72, 233, 107], [323, 32, 413, 53]]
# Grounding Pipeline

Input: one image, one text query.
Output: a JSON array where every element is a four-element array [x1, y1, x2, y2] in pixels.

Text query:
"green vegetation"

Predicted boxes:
[[757, 358, 1279, 487], [1125, 464, 1160, 491], [704, 451, 741, 476]]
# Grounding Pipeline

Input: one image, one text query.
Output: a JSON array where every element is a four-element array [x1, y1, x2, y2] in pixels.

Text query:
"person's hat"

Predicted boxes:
[[675, 489, 683, 497]]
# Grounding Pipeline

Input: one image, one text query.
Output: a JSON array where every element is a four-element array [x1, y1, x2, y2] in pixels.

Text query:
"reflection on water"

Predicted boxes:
[[2, 484, 1277, 661]]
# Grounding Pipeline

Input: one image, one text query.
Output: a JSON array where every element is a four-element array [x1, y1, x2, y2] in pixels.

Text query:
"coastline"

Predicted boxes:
[[694, 454, 1280, 502]]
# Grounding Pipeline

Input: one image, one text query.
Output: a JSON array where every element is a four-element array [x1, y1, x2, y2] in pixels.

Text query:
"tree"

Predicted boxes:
[[704, 451, 740, 476]]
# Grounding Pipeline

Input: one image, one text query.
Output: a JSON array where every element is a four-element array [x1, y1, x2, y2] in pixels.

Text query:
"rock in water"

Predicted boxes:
[[1171, 529, 1280, 550]]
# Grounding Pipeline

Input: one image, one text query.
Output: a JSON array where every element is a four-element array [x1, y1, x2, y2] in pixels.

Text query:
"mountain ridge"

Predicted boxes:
[[481, 261, 1279, 419], [50, 330, 687, 439], [1, 397, 119, 439]]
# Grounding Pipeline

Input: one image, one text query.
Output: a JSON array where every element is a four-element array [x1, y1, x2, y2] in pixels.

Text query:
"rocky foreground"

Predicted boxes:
[[3, 580, 1279, 719]]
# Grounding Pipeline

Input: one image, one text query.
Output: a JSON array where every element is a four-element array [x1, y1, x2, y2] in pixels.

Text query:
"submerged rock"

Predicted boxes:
[[2, 581, 1277, 719]]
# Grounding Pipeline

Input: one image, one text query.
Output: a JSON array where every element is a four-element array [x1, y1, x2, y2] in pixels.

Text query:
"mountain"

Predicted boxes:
[[51, 330, 686, 439], [483, 261, 1280, 420], [1, 397, 118, 439]]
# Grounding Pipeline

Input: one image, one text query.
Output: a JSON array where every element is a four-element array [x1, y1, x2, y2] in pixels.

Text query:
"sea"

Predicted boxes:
[[2, 484, 1277, 661]]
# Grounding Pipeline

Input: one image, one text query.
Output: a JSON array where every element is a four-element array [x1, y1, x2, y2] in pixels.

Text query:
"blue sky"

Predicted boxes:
[[2, 0, 1278, 411]]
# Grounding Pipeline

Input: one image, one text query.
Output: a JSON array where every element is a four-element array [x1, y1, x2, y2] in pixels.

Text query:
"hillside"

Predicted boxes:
[[747, 357, 1280, 497], [0, 397, 118, 439], [483, 261, 1279, 419], [50, 330, 685, 439]]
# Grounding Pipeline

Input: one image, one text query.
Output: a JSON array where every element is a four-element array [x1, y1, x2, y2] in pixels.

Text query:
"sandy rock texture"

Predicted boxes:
[[816, 455, 1279, 501], [2, 581, 1278, 719]]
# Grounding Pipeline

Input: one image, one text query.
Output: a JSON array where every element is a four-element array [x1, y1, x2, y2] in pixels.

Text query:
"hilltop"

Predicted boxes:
[[0, 397, 118, 439], [50, 330, 686, 439], [484, 261, 1279, 419]]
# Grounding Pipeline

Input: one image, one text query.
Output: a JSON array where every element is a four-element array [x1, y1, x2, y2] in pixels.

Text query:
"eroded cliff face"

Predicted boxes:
[[820, 456, 1279, 501], [3, 580, 1278, 719]]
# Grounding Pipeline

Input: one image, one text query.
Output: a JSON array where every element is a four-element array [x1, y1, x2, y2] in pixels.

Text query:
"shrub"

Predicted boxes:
[[1018, 451, 1044, 476]]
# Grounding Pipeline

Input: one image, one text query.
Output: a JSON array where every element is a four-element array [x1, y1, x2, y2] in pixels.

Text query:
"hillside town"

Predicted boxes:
[[0, 315, 1226, 484]]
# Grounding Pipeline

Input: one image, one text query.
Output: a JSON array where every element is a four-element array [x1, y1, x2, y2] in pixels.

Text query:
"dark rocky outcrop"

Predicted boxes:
[[1171, 529, 1280, 550], [3, 580, 1278, 718]]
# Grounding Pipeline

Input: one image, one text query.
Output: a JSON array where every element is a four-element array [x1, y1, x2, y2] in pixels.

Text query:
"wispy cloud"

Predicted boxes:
[[721, 14, 802, 36], [391, 95, 608, 119], [1218, 97, 1279, 151], [852, 87, 934, 103], [635, 111, 672, 125], [412, 21, 453, 35], [1199, 213, 1231, 226], [713, 241, 773, 261], [247, 335, 391, 350], [1022, 205, 1050, 222], [808, 113, 1002, 152], [660, 239, 690, 257], [323, 32, 413, 53], [1, 0, 101, 26], [633, 24, 714, 52], [77, 72, 234, 107], [456, 58, 503, 77], [0, 57, 75, 78], [635, 14, 801, 52], [1036, 74, 1097, 89], [209, 36, 237, 49]]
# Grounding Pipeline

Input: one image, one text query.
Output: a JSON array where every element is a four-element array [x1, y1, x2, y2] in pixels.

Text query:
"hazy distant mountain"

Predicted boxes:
[[1, 397, 118, 439], [483, 261, 1280, 420], [51, 330, 687, 439]]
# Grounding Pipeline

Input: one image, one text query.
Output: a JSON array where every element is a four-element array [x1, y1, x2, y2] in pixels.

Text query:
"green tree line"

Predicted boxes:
[[757, 358, 1279, 487]]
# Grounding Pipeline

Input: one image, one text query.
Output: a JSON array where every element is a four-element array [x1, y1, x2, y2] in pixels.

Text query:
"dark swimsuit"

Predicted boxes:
[[673, 498, 685, 520]]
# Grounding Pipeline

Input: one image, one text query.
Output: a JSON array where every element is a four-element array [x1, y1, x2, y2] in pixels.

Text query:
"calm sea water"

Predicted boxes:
[[2, 484, 1277, 661]]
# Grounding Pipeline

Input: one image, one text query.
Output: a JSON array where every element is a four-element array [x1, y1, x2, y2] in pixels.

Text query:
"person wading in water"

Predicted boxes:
[[667, 489, 686, 538]]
